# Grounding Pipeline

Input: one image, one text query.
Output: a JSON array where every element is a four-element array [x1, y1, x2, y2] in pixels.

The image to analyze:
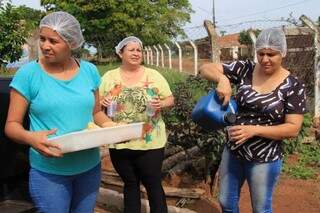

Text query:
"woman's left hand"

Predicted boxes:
[[228, 125, 257, 145], [149, 97, 162, 110]]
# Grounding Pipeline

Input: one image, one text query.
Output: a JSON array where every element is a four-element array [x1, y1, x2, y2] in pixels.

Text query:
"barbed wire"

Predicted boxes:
[[218, 18, 297, 29], [218, 0, 314, 23], [182, 25, 207, 41], [181, 19, 300, 41]]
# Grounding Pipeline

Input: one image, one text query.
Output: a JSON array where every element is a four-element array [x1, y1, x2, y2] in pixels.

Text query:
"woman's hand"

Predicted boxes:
[[100, 94, 112, 107], [149, 97, 162, 110], [216, 75, 232, 106], [101, 121, 127, 128], [199, 63, 232, 106], [149, 95, 174, 110], [228, 125, 257, 145], [27, 129, 63, 157]]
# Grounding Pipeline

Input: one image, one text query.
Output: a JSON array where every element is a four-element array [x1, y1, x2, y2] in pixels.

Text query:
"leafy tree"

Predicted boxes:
[[40, 0, 193, 55], [0, 2, 27, 66], [220, 30, 227, 36], [239, 29, 261, 46], [14, 5, 45, 35]]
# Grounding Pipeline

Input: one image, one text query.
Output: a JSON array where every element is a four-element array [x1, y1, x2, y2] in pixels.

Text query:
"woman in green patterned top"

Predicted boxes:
[[99, 36, 174, 213]]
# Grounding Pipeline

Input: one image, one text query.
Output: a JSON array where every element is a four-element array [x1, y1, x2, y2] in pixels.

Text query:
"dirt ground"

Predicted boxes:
[[163, 173, 320, 213], [239, 176, 320, 213], [101, 153, 320, 213], [238, 154, 320, 213]]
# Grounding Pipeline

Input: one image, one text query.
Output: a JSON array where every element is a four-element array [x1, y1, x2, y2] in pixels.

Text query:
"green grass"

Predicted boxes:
[[283, 140, 320, 179], [153, 66, 188, 88], [96, 63, 120, 76], [96, 63, 188, 88], [0, 67, 16, 77]]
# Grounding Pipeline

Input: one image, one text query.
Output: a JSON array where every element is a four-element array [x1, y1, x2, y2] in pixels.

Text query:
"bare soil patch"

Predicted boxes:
[[100, 151, 320, 213]]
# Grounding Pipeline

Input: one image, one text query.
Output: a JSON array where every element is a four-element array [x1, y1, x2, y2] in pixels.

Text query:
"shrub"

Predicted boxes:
[[161, 74, 226, 180], [283, 113, 313, 155]]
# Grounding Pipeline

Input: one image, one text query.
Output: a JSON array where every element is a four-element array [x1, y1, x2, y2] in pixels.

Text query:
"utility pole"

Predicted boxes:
[[212, 0, 216, 27]]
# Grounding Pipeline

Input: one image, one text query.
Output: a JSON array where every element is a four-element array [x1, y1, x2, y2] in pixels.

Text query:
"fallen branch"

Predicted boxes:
[[101, 171, 205, 199], [162, 146, 200, 171], [97, 187, 197, 213], [164, 144, 184, 158]]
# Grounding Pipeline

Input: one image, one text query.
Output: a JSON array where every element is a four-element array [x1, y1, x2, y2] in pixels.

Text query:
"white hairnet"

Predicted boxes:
[[115, 36, 143, 55], [40, 11, 84, 50], [255, 28, 287, 57]]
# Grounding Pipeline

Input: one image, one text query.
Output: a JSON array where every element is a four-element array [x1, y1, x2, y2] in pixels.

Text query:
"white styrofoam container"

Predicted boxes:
[[48, 122, 144, 153]]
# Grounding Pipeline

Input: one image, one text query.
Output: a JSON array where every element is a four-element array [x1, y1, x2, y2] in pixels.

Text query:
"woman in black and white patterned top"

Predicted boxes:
[[200, 28, 306, 213]]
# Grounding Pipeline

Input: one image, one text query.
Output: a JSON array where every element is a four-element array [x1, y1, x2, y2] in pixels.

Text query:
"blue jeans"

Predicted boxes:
[[219, 147, 282, 213], [29, 163, 101, 213]]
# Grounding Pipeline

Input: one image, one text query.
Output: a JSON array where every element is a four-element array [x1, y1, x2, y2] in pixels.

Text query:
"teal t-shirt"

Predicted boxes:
[[10, 60, 101, 175]]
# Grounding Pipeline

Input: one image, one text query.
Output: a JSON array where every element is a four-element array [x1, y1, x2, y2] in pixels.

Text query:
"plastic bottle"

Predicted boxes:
[[107, 100, 117, 118], [146, 100, 155, 117]]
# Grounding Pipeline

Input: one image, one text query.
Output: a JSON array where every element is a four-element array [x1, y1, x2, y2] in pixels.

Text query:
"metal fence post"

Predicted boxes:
[[189, 40, 198, 75], [149, 47, 154, 65], [164, 43, 172, 69], [158, 44, 164, 68], [175, 41, 182, 72], [231, 46, 238, 61], [145, 47, 149, 65], [300, 15, 320, 118], [153, 45, 159, 67]]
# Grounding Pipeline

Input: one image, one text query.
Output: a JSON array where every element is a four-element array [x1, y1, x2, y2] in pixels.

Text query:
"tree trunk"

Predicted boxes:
[[162, 146, 200, 172]]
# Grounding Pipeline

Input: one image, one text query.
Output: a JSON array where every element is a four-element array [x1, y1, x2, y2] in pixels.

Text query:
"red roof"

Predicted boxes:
[[217, 33, 247, 48]]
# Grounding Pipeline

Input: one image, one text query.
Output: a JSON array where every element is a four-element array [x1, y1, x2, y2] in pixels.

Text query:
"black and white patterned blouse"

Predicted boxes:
[[223, 60, 306, 163]]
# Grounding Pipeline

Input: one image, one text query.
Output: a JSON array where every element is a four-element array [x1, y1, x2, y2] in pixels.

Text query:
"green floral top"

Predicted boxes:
[[99, 67, 172, 150]]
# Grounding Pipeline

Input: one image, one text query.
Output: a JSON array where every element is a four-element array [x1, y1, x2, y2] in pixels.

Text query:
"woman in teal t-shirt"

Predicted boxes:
[[5, 12, 113, 213]]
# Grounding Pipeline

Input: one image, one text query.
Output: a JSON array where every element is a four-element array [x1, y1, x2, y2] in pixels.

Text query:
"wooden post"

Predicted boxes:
[[248, 30, 257, 63], [204, 20, 220, 63], [300, 15, 320, 118]]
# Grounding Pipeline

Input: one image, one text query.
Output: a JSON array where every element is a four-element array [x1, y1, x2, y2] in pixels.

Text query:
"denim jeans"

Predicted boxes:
[[29, 163, 101, 213], [219, 147, 282, 213]]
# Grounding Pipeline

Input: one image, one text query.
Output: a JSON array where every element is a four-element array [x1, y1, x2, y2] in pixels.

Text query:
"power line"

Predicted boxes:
[[218, 18, 295, 28], [219, 0, 314, 23], [197, 6, 211, 16], [183, 25, 204, 30]]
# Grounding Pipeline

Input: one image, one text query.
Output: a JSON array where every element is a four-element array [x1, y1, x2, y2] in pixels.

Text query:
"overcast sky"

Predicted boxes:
[[190, 0, 319, 34], [11, 0, 320, 34]]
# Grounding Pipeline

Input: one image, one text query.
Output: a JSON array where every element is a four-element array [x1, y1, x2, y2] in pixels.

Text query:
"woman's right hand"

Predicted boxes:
[[28, 129, 63, 158], [199, 63, 232, 106], [101, 121, 127, 128], [100, 94, 112, 107], [216, 75, 232, 106]]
